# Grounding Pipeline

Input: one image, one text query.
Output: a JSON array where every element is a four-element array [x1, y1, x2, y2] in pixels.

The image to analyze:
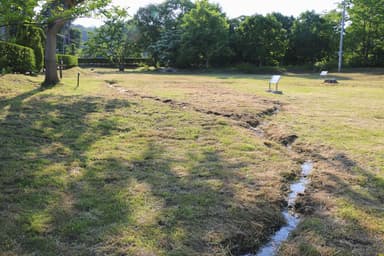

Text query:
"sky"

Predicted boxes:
[[74, 0, 340, 27]]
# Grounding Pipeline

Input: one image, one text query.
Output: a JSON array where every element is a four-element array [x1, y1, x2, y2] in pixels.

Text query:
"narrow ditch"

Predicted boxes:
[[106, 82, 313, 255], [106, 83, 281, 128], [245, 161, 313, 256]]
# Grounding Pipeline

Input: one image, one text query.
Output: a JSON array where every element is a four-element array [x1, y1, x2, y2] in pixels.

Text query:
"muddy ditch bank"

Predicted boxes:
[[243, 161, 313, 256], [105, 83, 309, 253], [105, 82, 383, 255], [106, 83, 281, 131]]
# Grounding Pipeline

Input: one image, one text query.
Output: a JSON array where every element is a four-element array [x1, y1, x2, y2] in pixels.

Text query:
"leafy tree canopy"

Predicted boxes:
[[289, 11, 338, 64], [237, 14, 288, 66], [345, 0, 384, 66], [0, 0, 38, 25], [83, 7, 139, 70], [178, 0, 230, 68]]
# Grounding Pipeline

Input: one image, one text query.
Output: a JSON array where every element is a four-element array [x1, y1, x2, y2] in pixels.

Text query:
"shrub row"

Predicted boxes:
[[57, 54, 78, 68], [234, 63, 287, 74], [78, 58, 149, 64], [78, 58, 150, 67], [0, 41, 36, 73]]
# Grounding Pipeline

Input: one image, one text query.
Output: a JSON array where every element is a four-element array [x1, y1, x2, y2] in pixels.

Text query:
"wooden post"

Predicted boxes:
[[59, 58, 63, 78], [77, 72, 80, 87]]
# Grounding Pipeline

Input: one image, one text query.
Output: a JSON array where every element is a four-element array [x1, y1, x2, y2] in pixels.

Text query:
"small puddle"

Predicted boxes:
[[243, 161, 313, 256]]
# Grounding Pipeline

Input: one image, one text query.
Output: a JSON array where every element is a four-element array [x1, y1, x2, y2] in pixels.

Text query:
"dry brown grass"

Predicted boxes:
[[1, 68, 383, 255], [0, 70, 297, 256], [95, 69, 384, 255]]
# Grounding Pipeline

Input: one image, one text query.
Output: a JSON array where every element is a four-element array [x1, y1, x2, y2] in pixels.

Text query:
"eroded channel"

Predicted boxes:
[[106, 83, 314, 255], [244, 161, 313, 256]]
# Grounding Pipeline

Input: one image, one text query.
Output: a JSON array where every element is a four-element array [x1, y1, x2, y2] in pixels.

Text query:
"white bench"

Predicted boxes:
[[267, 75, 282, 94]]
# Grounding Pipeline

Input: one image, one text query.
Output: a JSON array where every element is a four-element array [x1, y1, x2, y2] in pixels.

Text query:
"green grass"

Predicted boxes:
[[1, 68, 383, 255], [0, 70, 295, 255], [94, 68, 384, 255]]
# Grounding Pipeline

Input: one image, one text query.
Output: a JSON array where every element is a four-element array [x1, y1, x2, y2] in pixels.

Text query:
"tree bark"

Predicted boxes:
[[43, 21, 65, 86]]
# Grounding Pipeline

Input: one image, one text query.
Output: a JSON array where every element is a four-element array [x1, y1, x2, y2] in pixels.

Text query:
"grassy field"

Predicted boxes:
[[0, 68, 383, 255]]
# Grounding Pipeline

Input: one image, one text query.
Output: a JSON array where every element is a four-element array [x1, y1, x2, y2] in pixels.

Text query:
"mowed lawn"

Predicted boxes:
[[0, 68, 383, 255]]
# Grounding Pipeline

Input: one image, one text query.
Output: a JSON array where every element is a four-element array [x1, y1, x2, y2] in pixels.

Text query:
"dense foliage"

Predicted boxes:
[[1, 0, 384, 75], [0, 0, 37, 26], [83, 7, 139, 71], [236, 14, 287, 66], [345, 0, 384, 66], [133, 0, 194, 66], [15, 25, 45, 71], [288, 11, 339, 66], [56, 54, 78, 68], [125, 0, 384, 69], [0, 41, 36, 72], [177, 0, 231, 68]]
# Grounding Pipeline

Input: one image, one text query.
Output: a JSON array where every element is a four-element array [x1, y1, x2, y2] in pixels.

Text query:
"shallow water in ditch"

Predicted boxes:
[[243, 161, 313, 256]]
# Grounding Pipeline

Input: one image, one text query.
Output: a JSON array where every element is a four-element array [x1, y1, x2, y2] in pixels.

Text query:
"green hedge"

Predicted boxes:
[[234, 63, 286, 74], [0, 41, 36, 73], [78, 58, 150, 68], [78, 58, 149, 64], [56, 54, 78, 68], [16, 25, 45, 72]]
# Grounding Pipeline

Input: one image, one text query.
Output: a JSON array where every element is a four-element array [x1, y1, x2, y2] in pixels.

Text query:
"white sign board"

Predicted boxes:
[[270, 75, 281, 84]]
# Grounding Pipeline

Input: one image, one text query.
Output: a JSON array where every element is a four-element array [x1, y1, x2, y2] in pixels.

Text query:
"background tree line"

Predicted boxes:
[[1, 0, 384, 79], [81, 0, 384, 69]]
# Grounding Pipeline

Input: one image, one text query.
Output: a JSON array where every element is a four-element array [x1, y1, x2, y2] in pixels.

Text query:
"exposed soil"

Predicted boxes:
[[106, 82, 282, 138], [1, 71, 383, 256], [105, 82, 314, 254], [106, 80, 384, 255]]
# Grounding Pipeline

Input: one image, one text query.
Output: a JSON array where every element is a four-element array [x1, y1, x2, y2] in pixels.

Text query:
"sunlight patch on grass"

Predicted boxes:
[[1, 69, 383, 255], [337, 199, 384, 234]]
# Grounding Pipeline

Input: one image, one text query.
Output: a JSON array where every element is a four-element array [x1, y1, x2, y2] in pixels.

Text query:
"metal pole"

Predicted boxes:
[[338, 0, 346, 72]]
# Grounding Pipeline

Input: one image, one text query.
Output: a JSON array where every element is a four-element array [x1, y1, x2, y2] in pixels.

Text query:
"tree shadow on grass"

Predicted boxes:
[[283, 150, 384, 255], [314, 152, 384, 208], [0, 87, 43, 110], [0, 90, 137, 255], [0, 89, 286, 255], [82, 143, 285, 256]]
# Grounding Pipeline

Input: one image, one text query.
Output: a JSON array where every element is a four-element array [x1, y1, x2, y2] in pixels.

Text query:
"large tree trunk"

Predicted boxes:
[[41, 0, 104, 86], [42, 21, 66, 86]]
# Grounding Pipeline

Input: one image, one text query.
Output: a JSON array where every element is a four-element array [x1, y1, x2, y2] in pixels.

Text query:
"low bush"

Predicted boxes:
[[234, 63, 286, 74], [78, 58, 150, 68], [56, 54, 78, 68], [314, 58, 338, 71], [0, 41, 36, 73]]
